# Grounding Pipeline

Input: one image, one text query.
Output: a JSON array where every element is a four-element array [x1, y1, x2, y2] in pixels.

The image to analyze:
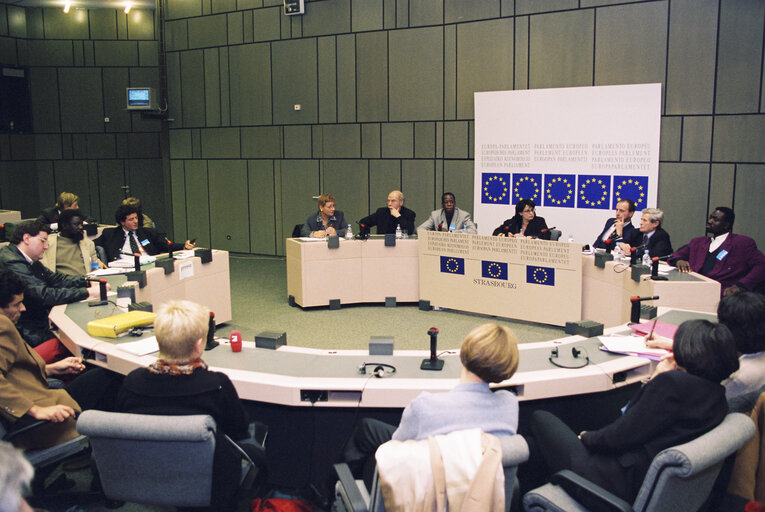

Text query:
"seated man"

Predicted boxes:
[[417, 192, 477, 234], [0, 270, 86, 449], [301, 193, 347, 238], [95, 204, 195, 262], [593, 199, 635, 249], [669, 207, 765, 296], [36, 192, 79, 231], [618, 207, 673, 259], [359, 190, 416, 235], [117, 300, 260, 511], [343, 323, 519, 485], [0, 221, 101, 347], [40, 209, 104, 276]]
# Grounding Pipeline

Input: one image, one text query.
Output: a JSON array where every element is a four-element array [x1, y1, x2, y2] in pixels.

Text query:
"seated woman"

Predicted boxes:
[[343, 323, 520, 483], [492, 199, 551, 239], [532, 319, 739, 503], [117, 300, 259, 511], [301, 193, 347, 238]]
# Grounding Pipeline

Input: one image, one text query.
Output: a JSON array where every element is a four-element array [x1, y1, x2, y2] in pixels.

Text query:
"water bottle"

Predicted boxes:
[[613, 244, 623, 260], [395, 224, 402, 239], [567, 234, 574, 243], [642, 249, 651, 266], [345, 224, 353, 240]]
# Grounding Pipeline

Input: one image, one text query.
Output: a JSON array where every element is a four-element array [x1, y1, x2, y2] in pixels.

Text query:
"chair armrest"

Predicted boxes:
[[333, 462, 369, 512], [550, 470, 634, 512], [248, 420, 268, 447], [2, 419, 49, 442]]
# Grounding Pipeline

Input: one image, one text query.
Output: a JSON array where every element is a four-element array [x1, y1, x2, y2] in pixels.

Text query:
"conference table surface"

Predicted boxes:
[[52, 288, 712, 408]]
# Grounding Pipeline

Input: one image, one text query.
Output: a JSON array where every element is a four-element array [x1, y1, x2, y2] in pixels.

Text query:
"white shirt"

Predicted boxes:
[[121, 229, 145, 256], [709, 232, 729, 253]]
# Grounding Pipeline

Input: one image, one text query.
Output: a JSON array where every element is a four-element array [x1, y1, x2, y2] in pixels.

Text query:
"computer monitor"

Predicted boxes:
[[126, 87, 155, 110]]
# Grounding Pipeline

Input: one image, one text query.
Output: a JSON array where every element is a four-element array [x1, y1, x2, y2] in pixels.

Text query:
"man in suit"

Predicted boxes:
[[593, 199, 636, 249], [618, 207, 672, 259], [36, 192, 79, 231], [0, 221, 101, 347], [417, 193, 477, 234], [669, 207, 765, 296], [359, 190, 416, 235], [95, 204, 195, 262]]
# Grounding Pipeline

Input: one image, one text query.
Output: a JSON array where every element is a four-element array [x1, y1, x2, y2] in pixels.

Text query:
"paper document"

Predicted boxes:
[[630, 321, 677, 339], [599, 334, 669, 360], [116, 336, 159, 356]]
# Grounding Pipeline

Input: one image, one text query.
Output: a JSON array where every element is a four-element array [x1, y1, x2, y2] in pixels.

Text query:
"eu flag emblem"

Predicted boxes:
[[577, 175, 611, 209], [526, 265, 555, 286], [481, 260, 508, 280], [512, 173, 542, 204], [613, 176, 648, 209], [440, 256, 465, 275], [482, 173, 510, 204], [544, 174, 575, 208]]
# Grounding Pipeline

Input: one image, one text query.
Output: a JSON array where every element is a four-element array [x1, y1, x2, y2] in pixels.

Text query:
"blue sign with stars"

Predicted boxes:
[[577, 175, 611, 209], [512, 173, 542, 204], [481, 260, 508, 280], [526, 265, 555, 286], [481, 173, 510, 205], [544, 174, 575, 208], [613, 175, 648, 209], [440, 256, 465, 275]]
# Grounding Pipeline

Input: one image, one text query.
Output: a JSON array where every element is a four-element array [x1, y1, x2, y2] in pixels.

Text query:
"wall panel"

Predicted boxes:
[[209, 159, 250, 251]]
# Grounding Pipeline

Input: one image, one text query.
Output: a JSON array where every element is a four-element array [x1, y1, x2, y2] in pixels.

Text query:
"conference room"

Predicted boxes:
[[1, 0, 764, 510]]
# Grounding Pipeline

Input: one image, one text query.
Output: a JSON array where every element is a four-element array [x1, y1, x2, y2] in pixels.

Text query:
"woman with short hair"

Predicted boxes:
[[492, 199, 551, 239]]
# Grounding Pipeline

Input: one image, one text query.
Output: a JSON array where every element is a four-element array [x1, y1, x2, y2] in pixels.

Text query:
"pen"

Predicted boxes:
[[647, 318, 658, 340]]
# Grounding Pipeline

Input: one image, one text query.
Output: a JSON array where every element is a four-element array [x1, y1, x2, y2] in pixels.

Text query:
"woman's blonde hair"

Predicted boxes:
[[460, 323, 520, 383], [317, 193, 335, 208], [56, 192, 79, 209], [154, 300, 210, 361]]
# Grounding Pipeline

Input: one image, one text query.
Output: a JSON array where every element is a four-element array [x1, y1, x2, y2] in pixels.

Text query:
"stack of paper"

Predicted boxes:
[[630, 320, 678, 339], [599, 335, 670, 361]]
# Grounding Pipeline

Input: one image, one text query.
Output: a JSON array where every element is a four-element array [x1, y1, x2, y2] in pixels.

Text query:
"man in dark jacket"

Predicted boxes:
[[359, 190, 416, 235], [0, 221, 100, 346], [95, 204, 195, 262]]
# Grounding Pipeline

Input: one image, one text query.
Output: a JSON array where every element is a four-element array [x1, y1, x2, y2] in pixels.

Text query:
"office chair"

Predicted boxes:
[[334, 433, 529, 512], [76, 410, 268, 508], [522, 412, 755, 512], [0, 418, 90, 496]]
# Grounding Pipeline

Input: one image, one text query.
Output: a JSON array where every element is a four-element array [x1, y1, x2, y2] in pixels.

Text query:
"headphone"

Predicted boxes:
[[549, 345, 590, 369], [358, 362, 397, 378]]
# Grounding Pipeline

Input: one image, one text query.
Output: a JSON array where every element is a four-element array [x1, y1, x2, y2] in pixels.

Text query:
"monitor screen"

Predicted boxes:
[[126, 87, 154, 110]]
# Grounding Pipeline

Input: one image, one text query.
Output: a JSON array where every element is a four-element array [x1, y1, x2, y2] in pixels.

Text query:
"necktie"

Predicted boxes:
[[128, 232, 140, 254], [642, 234, 648, 246]]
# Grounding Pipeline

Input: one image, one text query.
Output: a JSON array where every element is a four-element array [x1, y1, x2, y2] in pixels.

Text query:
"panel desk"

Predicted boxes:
[[582, 255, 720, 326], [287, 236, 721, 328], [0, 209, 22, 223], [286, 237, 419, 307]]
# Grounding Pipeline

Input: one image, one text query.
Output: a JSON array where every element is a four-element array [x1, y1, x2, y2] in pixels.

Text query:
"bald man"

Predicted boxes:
[[359, 190, 416, 235]]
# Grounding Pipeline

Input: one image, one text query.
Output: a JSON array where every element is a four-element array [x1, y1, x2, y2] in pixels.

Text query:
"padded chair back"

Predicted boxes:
[[339, 433, 529, 512], [549, 229, 562, 241], [77, 410, 217, 507], [632, 412, 755, 512]]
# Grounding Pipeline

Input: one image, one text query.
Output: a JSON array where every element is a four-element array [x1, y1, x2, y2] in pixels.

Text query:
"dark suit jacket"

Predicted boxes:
[[300, 210, 347, 237], [624, 226, 673, 259], [95, 226, 182, 262], [576, 370, 728, 502], [593, 218, 635, 249], [669, 233, 765, 293], [359, 206, 416, 235], [492, 216, 551, 239], [36, 206, 60, 227]]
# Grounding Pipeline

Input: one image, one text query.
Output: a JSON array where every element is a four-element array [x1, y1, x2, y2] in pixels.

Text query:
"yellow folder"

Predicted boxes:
[[87, 311, 156, 338]]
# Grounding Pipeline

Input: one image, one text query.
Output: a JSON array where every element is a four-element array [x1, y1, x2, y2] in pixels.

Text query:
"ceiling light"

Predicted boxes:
[[124, 3, 131, 13], [63, 2, 70, 12]]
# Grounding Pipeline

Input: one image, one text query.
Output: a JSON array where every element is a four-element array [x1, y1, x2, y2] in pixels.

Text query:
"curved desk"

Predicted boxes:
[[53, 297, 711, 409]]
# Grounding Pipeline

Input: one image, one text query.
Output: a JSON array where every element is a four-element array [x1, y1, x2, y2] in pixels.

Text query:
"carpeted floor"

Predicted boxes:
[[220, 253, 564, 350]]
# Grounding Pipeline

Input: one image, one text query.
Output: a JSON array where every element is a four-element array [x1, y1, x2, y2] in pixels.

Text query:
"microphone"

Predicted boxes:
[[437, 223, 443, 231], [87, 278, 108, 307], [651, 256, 670, 280], [133, 253, 141, 272], [165, 238, 174, 258], [629, 246, 638, 265], [421, 327, 444, 371], [604, 238, 613, 254], [357, 221, 369, 239], [540, 226, 557, 232], [229, 329, 242, 352], [630, 296, 659, 324], [205, 312, 219, 350]]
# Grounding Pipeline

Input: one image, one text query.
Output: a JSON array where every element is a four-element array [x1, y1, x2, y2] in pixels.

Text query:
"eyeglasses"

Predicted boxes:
[[522, 208, 535, 214], [34, 236, 49, 245]]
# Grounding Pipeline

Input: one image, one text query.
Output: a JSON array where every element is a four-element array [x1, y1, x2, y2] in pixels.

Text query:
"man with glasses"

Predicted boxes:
[[0, 221, 101, 347]]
